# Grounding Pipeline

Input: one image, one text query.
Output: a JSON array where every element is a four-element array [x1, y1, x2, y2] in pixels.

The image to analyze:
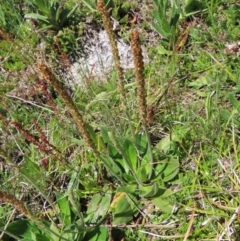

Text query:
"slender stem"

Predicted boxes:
[[143, 125, 154, 180], [97, 0, 134, 137], [130, 29, 154, 181]]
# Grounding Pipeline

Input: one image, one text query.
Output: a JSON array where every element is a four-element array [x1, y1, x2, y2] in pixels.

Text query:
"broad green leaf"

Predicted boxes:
[[100, 155, 123, 178], [116, 185, 137, 194], [162, 157, 179, 182], [154, 160, 168, 176], [140, 153, 151, 176], [220, 109, 240, 127], [229, 93, 240, 111], [96, 133, 105, 152], [84, 226, 108, 241], [56, 193, 72, 226], [136, 166, 148, 183], [87, 193, 101, 212], [86, 193, 111, 223], [85, 194, 101, 223], [20, 160, 53, 208], [98, 193, 112, 218], [86, 123, 97, 145], [152, 198, 174, 214], [23, 156, 40, 174], [24, 13, 49, 23], [134, 133, 148, 155], [32, 0, 50, 14], [108, 144, 119, 158], [34, 233, 50, 241], [71, 137, 85, 146], [220, 109, 231, 123], [157, 45, 173, 55], [116, 157, 130, 174], [154, 157, 179, 182], [152, 21, 168, 39], [123, 139, 137, 171], [100, 127, 112, 144], [152, 10, 162, 24], [156, 126, 188, 152], [0, 6, 6, 26], [170, 12, 180, 28], [187, 75, 210, 89], [110, 193, 134, 225], [161, 17, 171, 34], [82, 0, 98, 11], [122, 173, 136, 183], [156, 134, 172, 152], [6, 220, 33, 238], [139, 182, 160, 198], [50, 222, 61, 241]]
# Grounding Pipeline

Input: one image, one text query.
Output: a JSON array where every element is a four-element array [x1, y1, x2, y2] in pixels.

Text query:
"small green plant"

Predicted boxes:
[[183, 0, 206, 17], [205, 0, 221, 25], [0, 0, 24, 34], [151, 0, 180, 48], [0, 21, 38, 71], [24, 0, 79, 32], [105, 0, 137, 23], [0, 189, 112, 240], [151, 0, 206, 48], [83, 0, 136, 24], [55, 27, 81, 56]]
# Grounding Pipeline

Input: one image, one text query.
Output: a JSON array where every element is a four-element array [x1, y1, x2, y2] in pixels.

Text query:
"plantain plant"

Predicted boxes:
[[24, 0, 79, 32], [151, 0, 180, 48], [0, 1, 182, 239], [151, 0, 206, 48]]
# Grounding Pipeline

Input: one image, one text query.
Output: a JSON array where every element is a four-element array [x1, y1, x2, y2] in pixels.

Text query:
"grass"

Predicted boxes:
[[1, 0, 240, 240]]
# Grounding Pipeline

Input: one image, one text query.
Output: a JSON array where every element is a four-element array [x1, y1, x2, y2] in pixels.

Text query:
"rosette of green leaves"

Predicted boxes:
[[152, 0, 180, 48], [24, 0, 78, 32], [99, 127, 180, 198]]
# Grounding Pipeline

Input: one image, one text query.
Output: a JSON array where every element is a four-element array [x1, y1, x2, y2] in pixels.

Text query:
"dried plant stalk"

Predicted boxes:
[[0, 28, 13, 42], [37, 64, 130, 182], [131, 29, 154, 180], [37, 64, 95, 151], [97, 0, 126, 106], [0, 191, 34, 220], [0, 189, 70, 240], [130, 29, 147, 126]]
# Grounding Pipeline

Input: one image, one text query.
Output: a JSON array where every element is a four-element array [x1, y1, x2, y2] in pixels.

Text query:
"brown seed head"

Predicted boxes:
[[37, 63, 96, 151], [0, 191, 33, 220], [130, 29, 147, 125]]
